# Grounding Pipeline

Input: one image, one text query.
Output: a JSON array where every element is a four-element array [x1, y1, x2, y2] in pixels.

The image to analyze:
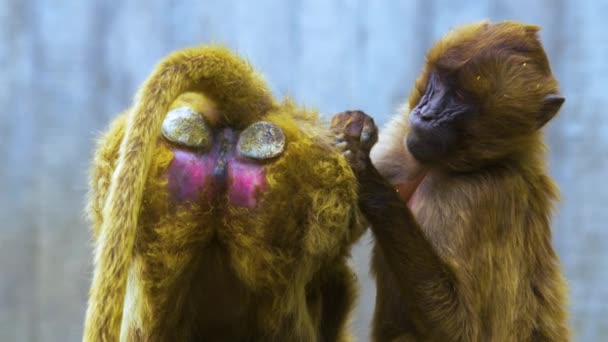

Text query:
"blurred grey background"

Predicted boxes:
[[1, 0, 606, 341]]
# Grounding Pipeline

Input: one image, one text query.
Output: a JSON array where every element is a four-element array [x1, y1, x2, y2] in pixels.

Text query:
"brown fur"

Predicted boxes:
[[84, 46, 364, 341], [335, 21, 570, 341]]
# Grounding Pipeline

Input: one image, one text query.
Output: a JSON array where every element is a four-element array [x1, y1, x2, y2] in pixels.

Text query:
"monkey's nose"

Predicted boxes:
[[419, 106, 437, 120]]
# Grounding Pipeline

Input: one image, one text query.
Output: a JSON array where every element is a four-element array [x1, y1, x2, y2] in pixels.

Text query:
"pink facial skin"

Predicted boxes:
[[166, 129, 268, 209]]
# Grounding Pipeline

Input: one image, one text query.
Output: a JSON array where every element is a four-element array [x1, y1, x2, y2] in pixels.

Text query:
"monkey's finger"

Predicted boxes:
[[330, 110, 366, 135], [343, 150, 355, 163], [334, 141, 348, 151], [360, 120, 378, 151], [330, 112, 352, 132], [332, 134, 347, 147], [360, 125, 378, 145], [333, 133, 345, 141]]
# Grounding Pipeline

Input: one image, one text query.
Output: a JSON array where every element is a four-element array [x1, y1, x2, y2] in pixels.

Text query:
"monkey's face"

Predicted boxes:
[[407, 72, 476, 164], [138, 93, 359, 291], [406, 21, 564, 170]]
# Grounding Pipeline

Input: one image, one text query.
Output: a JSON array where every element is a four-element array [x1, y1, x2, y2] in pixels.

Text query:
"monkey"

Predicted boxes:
[[331, 21, 570, 341], [83, 46, 365, 341]]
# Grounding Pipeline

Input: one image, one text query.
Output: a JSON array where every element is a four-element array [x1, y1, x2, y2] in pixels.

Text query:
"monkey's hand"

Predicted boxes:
[[331, 110, 408, 219], [330, 110, 378, 174]]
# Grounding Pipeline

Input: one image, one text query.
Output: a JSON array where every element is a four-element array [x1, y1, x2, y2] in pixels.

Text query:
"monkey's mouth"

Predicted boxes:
[[166, 128, 268, 209], [406, 122, 457, 163]]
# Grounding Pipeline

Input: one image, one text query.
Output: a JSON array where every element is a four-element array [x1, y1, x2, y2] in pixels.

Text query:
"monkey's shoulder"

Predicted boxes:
[[413, 169, 556, 251]]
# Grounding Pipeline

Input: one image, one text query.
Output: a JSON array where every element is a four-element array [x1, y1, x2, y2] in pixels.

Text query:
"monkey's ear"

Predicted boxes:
[[537, 94, 565, 128]]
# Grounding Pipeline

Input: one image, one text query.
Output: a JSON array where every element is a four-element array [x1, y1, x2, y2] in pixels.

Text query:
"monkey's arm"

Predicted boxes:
[[86, 113, 127, 240], [332, 111, 478, 340], [361, 163, 477, 338]]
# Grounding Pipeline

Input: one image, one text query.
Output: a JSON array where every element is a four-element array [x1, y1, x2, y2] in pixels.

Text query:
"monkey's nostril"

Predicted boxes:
[[420, 108, 437, 121]]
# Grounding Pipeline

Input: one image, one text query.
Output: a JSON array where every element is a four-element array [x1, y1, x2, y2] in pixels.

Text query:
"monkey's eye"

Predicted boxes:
[[237, 121, 285, 160], [161, 106, 213, 150]]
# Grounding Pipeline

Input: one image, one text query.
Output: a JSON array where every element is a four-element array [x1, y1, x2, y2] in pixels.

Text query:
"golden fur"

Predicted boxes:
[[84, 46, 363, 341]]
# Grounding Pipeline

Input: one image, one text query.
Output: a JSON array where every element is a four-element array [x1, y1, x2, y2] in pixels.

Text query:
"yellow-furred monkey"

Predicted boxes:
[[84, 46, 364, 341]]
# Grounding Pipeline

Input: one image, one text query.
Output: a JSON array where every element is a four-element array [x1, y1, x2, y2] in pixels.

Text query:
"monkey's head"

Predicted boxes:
[[406, 21, 565, 171]]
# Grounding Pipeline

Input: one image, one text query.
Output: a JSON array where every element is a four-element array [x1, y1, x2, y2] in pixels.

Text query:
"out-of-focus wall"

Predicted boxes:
[[1, 0, 606, 340]]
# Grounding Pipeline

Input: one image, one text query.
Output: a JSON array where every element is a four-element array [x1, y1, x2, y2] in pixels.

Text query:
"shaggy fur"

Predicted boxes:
[[84, 46, 364, 341], [337, 21, 570, 341]]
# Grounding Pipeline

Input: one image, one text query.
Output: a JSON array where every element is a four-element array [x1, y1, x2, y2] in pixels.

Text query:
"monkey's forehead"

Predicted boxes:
[[426, 21, 547, 72]]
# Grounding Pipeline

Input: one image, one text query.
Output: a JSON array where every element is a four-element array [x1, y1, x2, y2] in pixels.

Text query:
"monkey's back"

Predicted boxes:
[[89, 103, 363, 341], [84, 46, 365, 342]]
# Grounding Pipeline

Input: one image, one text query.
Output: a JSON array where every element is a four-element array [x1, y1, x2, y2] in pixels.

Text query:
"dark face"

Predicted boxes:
[[407, 72, 476, 163]]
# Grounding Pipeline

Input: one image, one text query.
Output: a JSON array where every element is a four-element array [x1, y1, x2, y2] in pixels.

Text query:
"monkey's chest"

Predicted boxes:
[[408, 180, 468, 258]]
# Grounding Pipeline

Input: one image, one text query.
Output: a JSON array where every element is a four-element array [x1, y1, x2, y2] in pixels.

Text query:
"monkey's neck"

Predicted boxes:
[[394, 171, 428, 206]]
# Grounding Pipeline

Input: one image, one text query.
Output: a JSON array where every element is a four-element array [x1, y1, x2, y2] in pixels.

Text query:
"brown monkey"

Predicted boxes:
[[84, 46, 364, 341], [331, 21, 569, 341]]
